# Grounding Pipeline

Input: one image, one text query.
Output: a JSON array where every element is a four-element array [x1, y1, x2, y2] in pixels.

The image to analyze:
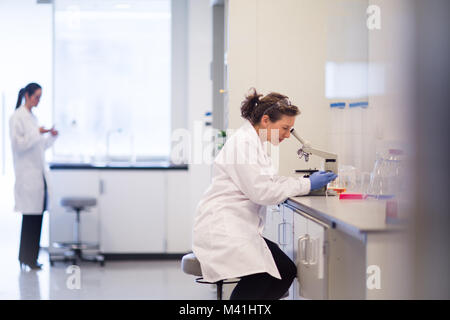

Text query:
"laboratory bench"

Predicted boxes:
[[263, 195, 414, 300], [47, 162, 191, 258], [49, 161, 188, 170]]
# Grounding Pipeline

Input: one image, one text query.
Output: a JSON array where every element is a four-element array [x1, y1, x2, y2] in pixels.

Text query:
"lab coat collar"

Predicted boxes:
[[18, 104, 32, 115], [242, 119, 266, 145]]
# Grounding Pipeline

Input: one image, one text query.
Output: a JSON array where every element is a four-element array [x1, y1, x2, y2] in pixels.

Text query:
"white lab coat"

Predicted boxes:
[[192, 120, 311, 283], [9, 105, 57, 214]]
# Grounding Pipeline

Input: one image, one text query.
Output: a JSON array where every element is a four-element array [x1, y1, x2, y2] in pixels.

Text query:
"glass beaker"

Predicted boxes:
[[328, 165, 356, 194], [357, 171, 372, 195], [385, 149, 404, 196], [368, 150, 403, 199], [368, 153, 386, 197], [328, 175, 345, 193]]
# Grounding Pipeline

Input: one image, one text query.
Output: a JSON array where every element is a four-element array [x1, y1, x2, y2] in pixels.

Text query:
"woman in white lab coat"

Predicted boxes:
[[10, 83, 58, 270], [192, 89, 336, 299]]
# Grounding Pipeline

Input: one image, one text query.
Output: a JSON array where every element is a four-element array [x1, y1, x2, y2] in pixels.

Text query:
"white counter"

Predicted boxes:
[[286, 196, 405, 241]]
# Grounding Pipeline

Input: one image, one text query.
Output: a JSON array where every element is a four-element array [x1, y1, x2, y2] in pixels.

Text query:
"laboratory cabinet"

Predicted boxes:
[[48, 168, 190, 254], [263, 205, 282, 245], [268, 204, 329, 300], [283, 202, 367, 300], [263, 204, 295, 299], [97, 171, 165, 253], [288, 204, 329, 300], [282, 197, 414, 300], [263, 204, 292, 255]]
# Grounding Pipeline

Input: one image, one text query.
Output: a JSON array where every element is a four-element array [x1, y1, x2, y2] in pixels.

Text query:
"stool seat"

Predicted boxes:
[[181, 252, 240, 300], [61, 197, 97, 208], [181, 252, 203, 277]]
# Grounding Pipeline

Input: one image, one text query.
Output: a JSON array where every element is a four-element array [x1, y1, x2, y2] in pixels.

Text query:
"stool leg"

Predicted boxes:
[[216, 281, 223, 300], [74, 208, 81, 260], [74, 209, 81, 244]]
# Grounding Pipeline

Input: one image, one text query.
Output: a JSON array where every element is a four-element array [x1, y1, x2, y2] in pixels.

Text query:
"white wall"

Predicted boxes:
[[168, 0, 212, 252], [0, 0, 53, 250], [227, 0, 335, 176], [0, 0, 53, 179], [367, 0, 415, 158], [167, 0, 214, 252], [0, 0, 213, 253], [186, 0, 213, 203], [226, 0, 413, 179]]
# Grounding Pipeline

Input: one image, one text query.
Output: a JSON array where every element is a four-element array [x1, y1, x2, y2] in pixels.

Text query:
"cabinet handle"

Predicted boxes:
[[308, 238, 319, 265], [285, 222, 293, 245], [298, 235, 309, 265], [278, 222, 289, 246], [278, 223, 282, 245], [298, 235, 319, 266]]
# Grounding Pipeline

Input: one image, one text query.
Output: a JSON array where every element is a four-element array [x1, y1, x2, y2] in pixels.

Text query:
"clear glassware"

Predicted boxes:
[[328, 165, 357, 194], [385, 149, 404, 196], [357, 171, 371, 195], [368, 152, 387, 198], [368, 149, 404, 199]]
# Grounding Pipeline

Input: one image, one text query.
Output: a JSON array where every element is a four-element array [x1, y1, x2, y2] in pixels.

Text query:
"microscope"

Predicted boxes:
[[290, 128, 338, 196]]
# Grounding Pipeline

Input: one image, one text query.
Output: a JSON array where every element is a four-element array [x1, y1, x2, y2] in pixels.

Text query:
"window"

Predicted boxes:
[[53, 0, 171, 162]]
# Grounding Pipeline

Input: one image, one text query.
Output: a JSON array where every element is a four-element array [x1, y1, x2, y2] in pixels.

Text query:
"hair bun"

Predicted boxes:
[[240, 88, 263, 121]]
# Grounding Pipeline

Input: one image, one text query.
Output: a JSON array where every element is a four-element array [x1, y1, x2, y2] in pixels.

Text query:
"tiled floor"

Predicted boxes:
[[0, 178, 226, 300], [0, 209, 216, 300], [1, 250, 217, 300]]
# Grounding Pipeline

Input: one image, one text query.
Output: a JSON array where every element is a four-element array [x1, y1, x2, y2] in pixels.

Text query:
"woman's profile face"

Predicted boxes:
[[26, 89, 42, 107], [259, 115, 296, 145]]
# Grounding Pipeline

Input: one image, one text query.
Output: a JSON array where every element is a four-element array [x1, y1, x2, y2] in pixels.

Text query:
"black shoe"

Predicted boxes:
[[20, 261, 43, 270]]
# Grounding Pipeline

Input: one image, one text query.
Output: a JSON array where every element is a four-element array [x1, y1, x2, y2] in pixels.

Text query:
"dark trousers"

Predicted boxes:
[[230, 238, 297, 300], [18, 214, 43, 264], [18, 177, 47, 264]]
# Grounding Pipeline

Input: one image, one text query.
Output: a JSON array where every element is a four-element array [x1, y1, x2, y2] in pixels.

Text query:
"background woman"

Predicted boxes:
[[10, 83, 58, 270]]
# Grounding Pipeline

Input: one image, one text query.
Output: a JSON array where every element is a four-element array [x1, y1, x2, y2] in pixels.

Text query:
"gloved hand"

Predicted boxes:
[[309, 171, 338, 191]]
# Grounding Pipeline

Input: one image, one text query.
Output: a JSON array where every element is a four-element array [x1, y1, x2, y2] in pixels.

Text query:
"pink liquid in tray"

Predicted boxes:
[[339, 193, 367, 200]]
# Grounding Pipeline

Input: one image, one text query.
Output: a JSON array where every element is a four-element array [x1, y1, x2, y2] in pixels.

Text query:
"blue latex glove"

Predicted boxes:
[[309, 171, 338, 191]]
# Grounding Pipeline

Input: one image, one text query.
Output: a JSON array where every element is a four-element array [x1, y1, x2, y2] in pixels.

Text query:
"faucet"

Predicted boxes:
[[106, 128, 122, 161]]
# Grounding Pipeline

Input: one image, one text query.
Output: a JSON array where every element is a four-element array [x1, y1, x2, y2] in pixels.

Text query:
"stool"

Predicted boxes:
[[49, 197, 104, 267], [181, 252, 239, 300]]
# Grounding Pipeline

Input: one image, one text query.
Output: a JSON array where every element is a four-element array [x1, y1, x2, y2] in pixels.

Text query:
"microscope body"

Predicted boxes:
[[290, 128, 338, 196]]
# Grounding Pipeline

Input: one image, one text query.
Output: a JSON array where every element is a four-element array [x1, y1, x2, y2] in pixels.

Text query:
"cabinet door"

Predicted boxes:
[[99, 170, 165, 253], [279, 205, 294, 260], [49, 170, 100, 247], [292, 211, 307, 300], [279, 205, 294, 299], [294, 211, 329, 300], [166, 170, 191, 253], [263, 205, 282, 243]]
